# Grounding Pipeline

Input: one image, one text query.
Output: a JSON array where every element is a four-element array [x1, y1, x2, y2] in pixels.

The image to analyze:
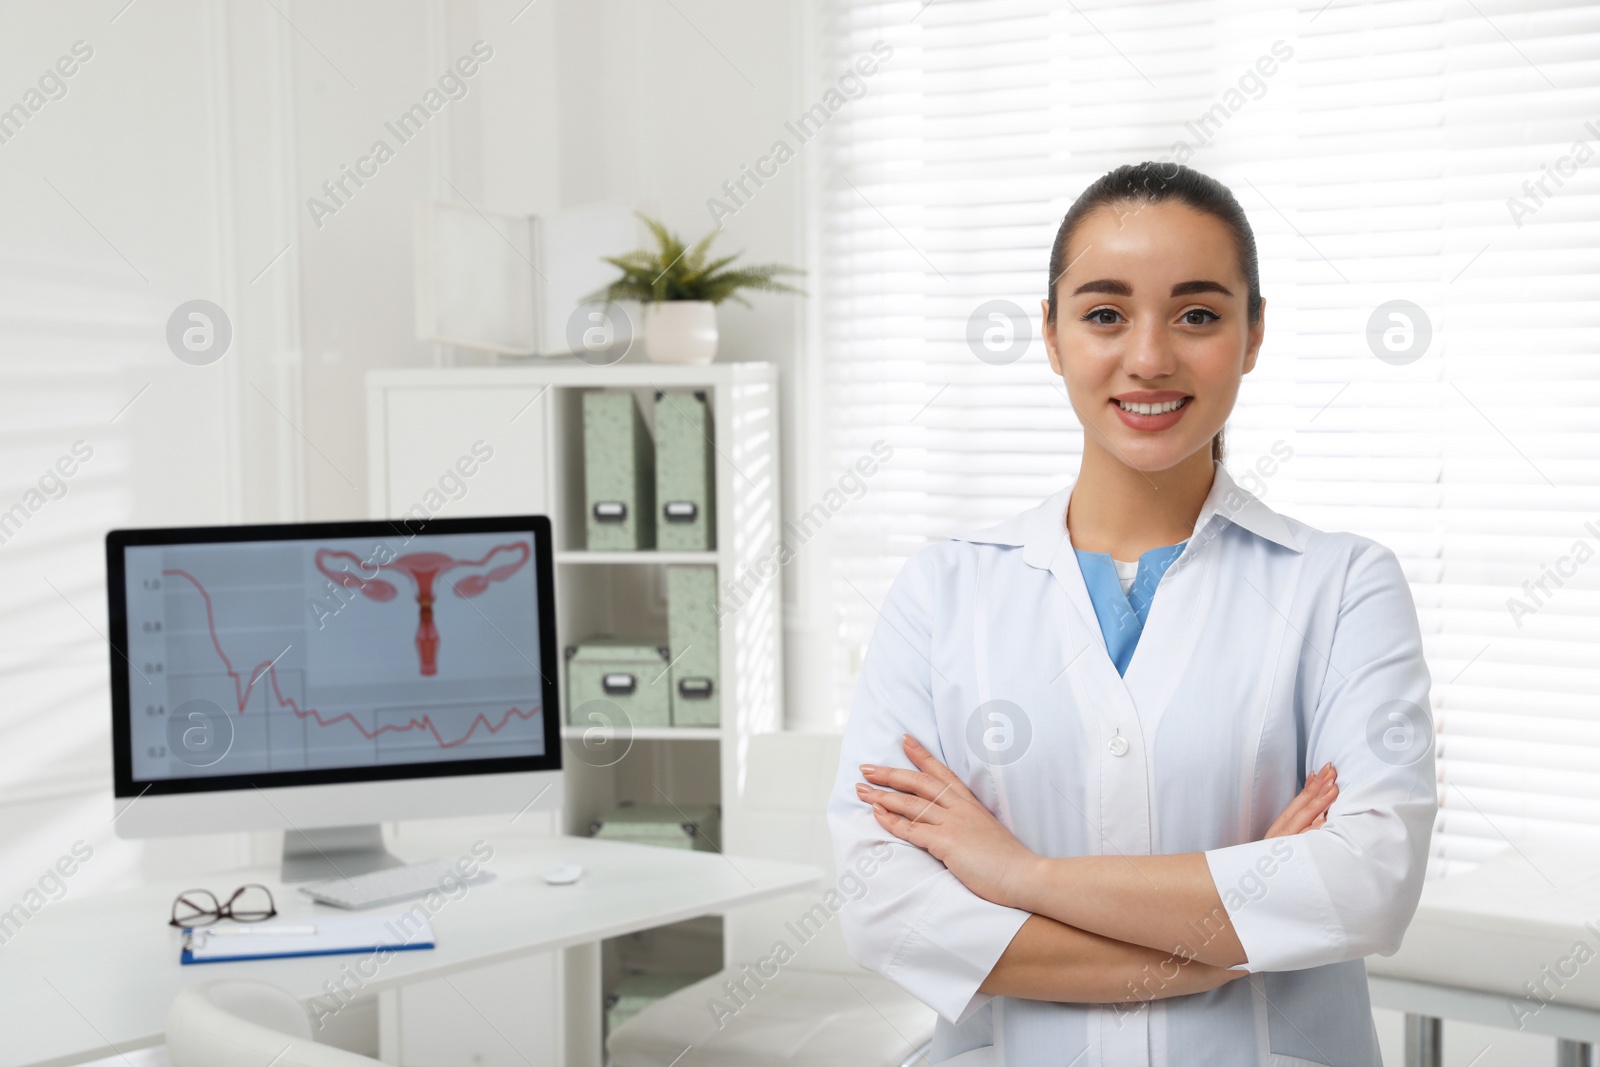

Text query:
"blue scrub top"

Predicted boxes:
[[1072, 540, 1187, 675]]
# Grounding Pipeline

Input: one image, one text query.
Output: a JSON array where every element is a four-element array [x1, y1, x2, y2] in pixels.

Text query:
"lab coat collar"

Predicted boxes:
[[949, 461, 1306, 568]]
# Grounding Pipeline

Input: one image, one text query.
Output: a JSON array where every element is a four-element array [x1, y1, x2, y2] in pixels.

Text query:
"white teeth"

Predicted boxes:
[[1116, 398, 1187, 415]]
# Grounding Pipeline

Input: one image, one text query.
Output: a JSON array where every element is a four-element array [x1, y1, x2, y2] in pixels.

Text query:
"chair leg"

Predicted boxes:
[[898, 1038, 932, 1067], [1405, 1014, 1442, 1067], [1558, 1039, 1593, 1067]]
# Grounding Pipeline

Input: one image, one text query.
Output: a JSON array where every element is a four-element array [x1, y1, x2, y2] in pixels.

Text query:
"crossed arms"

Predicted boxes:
[[854, 734, 1339, 1006]]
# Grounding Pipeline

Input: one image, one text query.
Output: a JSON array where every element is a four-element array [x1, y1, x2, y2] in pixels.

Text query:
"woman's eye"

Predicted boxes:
[[1082, 308, 1122, 325], [1181, 308, 1220, 326]]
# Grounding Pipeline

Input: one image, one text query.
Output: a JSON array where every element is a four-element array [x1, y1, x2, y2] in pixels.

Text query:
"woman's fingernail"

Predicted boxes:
[[855, 782, 869, 793], [860, 764, 877, 776]]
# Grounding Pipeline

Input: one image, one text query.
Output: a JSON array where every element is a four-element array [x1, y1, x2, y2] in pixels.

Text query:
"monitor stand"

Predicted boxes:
[[281, 824, 404, 883]]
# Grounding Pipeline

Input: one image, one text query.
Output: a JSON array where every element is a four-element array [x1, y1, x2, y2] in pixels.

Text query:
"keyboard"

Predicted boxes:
[[297, 859, 494, 910]]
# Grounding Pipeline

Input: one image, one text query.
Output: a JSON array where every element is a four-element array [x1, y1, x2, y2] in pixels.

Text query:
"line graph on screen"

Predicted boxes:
[[162, 565, 537, 752]]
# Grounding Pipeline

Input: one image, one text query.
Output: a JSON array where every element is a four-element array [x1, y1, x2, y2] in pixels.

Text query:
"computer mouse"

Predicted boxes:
[[541, 863, 583, 885]]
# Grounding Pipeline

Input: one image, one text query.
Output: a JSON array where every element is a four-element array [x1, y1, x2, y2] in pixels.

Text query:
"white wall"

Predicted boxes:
[[0, 0, 819, 957], [284, 0, 808, 519], [0, 0, 814, 844], [0, 0, 245, 907], [0, 4, 812, 1059]]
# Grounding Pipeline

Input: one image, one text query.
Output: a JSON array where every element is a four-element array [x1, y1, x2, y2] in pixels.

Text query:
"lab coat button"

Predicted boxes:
[[1108, 734, 1130, 757]]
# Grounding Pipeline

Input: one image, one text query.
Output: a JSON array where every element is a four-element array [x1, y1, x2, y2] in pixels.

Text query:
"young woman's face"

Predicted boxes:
[[1042, 200, 1264, 474]]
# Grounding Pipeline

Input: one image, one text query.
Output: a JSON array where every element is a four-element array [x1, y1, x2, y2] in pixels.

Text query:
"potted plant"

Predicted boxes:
[[585, 214, 804, 364]]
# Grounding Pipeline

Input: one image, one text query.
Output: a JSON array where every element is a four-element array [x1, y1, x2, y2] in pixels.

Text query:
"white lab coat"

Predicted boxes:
[[828, 463, 1437, 1067]]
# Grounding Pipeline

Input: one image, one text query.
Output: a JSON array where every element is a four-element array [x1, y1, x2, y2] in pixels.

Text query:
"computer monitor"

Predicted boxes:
[[107, 515, 561, 880]]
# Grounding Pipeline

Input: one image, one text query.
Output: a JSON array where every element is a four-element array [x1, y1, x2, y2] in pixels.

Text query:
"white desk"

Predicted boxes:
[[1368, 842, 1600, 1066], [0, 834, 820, 1067]]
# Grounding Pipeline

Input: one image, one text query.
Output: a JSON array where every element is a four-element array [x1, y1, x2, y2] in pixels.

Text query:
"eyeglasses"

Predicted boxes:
[[169, 884, 277, 928]]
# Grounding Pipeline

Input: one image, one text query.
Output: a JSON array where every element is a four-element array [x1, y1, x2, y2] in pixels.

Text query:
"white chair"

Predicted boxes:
[[606, 732, 936, 1067], [166, 980, 383, 1067]]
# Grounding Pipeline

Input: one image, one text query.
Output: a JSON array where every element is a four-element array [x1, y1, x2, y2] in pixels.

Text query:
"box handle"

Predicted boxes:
[[663, 501, 699, 523], [677, 677, 714, 699], [593, 501, 628, 523], [602, 672, 638, 695]]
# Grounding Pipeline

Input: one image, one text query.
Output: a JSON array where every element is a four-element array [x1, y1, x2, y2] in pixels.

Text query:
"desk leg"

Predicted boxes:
[[1405, 1014, 1442, 1067], [564, 942, 603, 1067], [376, 989, 402, 1065], [1558, 1040, 1593, 1067]]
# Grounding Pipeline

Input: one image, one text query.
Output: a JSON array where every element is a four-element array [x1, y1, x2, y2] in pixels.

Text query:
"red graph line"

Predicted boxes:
[[162, 568, 537, 750]]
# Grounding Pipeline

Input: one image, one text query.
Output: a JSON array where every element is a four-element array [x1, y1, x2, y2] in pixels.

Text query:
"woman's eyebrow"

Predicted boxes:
[[1070, 279, 1235, 298], [1071, 278, 1133, 297], [1171, 279, 1234, 298]]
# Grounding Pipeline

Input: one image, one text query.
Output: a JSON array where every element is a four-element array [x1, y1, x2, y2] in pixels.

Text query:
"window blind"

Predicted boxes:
[[816, 0, 1600, 874]]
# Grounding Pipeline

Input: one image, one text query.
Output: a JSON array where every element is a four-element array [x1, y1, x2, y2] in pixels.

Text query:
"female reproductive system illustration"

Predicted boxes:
[[314, 542, 531, 676]]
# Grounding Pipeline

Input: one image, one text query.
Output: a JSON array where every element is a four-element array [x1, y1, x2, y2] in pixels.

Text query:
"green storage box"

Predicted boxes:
[[653, 390, 716, 551], [584, 391, 655, 550], [565, 640, 671, 728], [666, 566, 720, 727], [590, 801, 722, 852], [605, 972, 703, 1035]]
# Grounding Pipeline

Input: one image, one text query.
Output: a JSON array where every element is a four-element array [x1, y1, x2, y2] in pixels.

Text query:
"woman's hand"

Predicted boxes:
[[1265, 762, 1338, 838], [856, 734, 1040, 910]]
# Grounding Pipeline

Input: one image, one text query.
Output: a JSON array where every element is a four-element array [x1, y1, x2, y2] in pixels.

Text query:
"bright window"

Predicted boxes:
[[816, 0, 1600, 873]]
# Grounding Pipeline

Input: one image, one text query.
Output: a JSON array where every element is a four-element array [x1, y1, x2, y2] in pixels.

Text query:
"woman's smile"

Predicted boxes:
[[1110, 389, 1193, 432]]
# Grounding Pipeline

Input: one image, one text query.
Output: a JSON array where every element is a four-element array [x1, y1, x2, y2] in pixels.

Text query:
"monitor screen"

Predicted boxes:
[[108, 516, 560, 797]]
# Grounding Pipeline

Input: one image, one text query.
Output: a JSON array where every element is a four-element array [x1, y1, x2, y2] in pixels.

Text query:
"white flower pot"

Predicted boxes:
[[642, 301, 719, 364]]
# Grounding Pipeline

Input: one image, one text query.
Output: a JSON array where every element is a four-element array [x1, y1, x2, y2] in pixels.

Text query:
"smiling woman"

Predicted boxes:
[[827, 162, 1438, 1067], [1045, 163, 1263, 472]]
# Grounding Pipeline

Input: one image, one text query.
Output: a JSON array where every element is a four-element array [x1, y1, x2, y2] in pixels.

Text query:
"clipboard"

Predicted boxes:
[[180, 913, 436, 965]]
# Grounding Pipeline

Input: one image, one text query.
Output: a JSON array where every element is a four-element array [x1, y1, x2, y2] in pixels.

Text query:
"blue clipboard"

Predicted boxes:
[[180, 913, 436, 966]]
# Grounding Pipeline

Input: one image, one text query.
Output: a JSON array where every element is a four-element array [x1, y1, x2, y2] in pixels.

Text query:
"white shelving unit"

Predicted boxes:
[[366, 360, 784, 1066]]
